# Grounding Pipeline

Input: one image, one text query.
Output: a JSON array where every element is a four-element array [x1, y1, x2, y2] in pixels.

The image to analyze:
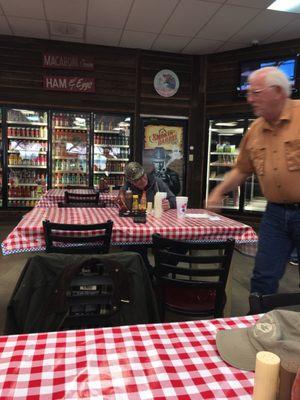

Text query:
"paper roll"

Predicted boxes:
[[253, 351, 280, 400]]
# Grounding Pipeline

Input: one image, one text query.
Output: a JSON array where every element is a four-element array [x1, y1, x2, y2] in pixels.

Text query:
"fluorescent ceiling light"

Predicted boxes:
[[268, 0, 300, 13]]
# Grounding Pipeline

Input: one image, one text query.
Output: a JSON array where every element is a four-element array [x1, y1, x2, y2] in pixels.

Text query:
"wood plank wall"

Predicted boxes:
[[1, 34, 300, 210]]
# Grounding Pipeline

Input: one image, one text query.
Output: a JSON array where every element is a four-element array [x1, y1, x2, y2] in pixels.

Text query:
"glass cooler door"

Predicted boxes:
[[92, 114, 131, 188], [0, 109, 2, 207], [206, 118, 245, 210], [52, 111, 90, 188], [7, 108, 48, 208]]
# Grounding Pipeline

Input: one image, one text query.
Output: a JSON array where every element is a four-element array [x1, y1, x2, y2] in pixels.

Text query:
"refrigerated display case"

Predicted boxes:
[[206, 117, 267, 213], [7, 108, 48, 208], [52, 111, 90, 188], [0, 109, 2, 207], [93, 114, 131, 188]]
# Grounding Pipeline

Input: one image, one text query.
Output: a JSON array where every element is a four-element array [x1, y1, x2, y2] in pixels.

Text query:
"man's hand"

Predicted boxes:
[[162, 199, 171, 211], [206, 190, 224, 211]]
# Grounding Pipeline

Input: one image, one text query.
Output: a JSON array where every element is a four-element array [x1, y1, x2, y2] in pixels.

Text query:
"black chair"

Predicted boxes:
[[4, 252, 159, 334], [65, 191, 100, 205], [249, 292, 300, 314], [43, 219, 113, 254], [152, 234, 235, 321]]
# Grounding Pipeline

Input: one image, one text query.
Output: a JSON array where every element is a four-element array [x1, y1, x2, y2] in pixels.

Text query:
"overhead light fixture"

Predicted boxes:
[[268, 0, 300, 13]]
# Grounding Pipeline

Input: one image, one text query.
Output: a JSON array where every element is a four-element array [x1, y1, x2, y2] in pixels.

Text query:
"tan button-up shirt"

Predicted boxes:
[[236, 99, 300, 203]]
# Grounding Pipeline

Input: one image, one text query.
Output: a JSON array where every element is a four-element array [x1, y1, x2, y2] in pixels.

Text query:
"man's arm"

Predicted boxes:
[[206, 168, 249, 209]]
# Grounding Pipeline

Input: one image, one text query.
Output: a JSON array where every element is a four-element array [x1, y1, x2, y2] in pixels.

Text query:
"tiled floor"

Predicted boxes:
[[0, 220, 299, 334]]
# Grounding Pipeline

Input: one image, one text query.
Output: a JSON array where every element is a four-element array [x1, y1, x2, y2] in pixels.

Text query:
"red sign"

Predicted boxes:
[[43, 76, 95, 93], [43, 53, 94, 70]]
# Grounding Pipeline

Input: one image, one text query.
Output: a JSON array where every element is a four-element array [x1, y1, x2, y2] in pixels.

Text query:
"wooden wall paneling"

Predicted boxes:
[[187, 55, 207, 208]]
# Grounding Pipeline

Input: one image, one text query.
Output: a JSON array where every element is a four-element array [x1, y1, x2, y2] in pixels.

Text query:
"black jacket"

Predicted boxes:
[[5, 252, 159, 335]]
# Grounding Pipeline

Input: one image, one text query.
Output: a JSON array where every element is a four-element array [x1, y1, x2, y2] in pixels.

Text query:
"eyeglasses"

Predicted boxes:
[[247, 85, 275, 97]]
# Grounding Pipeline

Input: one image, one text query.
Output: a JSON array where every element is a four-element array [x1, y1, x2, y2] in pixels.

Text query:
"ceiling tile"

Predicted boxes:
[[50, 35, 84, 43], [216, 41, 249, 52], [120, 30, 157, 50], [225, 0, 274, 8], [44, 0, 88, 24], [262, 17, 300, 43], [126, 0, 178, 33], [197, 4, 259, 41], [49, 21, 84, 39], [183, 37, 223, 55], [7, 16, 48, 36], [87, 0, 132, 29], [0, 0, 45, 19], [86, 26, 122, 46], [163, 0, 221, 37], [231, 9, 297, 44], [0, 15, 11, 34], [152, 34, 192, 52]]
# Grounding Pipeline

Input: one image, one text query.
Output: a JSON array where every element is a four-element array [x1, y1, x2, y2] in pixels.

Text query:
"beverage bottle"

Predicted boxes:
[[125, 190, 133, 211], [140, 191, 147, 211], [132, 194, 139, 213]]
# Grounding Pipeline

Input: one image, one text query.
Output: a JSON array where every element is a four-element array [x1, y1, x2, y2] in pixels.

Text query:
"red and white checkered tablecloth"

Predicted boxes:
[[0, 315, 259, 400], [1, 208, 257, 255], [35, 189, 118, 207]]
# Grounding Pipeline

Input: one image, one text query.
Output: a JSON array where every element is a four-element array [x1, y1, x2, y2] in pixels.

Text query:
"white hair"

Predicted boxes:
[[248, 66, 291, 97]]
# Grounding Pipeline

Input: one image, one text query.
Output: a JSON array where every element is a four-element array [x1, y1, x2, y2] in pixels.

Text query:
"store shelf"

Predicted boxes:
[[54, 184, 87, 188], [94, 157, 129, 162], [94, 129, 126, 134], [94, 144, 129, 148], [8, 165, 47, 169], [209, 177, 225, 181], [7, 136, 48, 141], [8, 150, 47, 154], [210, 162, 234, 167], [94, 171, 125, 175], [8, 183, 44, 186], [7, 121, 47, 126], [54, 169, 85, 173], [54, 126, 87, 130]]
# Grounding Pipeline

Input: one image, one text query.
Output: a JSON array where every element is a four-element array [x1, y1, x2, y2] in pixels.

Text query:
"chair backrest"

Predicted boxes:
[[43, 219, 113, 254], [152, 234, 235, 320], [58, 259, 130, 330], [249, 292, 300, 314], [65, 191, 100, 205]]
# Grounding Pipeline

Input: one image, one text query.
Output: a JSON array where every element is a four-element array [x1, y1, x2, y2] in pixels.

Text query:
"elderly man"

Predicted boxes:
[[118, 161, 176, 210], [207, 66, 300, 295]]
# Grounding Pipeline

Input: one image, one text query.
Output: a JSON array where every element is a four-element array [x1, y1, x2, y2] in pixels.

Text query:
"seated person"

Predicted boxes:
[[117, 161, 176, 211]]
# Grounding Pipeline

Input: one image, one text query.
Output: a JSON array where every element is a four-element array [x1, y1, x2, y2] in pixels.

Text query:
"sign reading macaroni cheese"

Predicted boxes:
[[144, 125, 183, 150], [43, 76, 95, 93], [43, 53, 94, 70]]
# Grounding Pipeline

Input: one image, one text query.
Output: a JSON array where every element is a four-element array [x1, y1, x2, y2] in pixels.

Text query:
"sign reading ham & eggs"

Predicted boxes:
[[43, 76, 95, 93], [42, 52, 95, 93]]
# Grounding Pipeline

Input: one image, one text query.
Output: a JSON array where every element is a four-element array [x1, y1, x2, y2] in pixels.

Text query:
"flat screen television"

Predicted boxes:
[[237, 56, 298, 95]]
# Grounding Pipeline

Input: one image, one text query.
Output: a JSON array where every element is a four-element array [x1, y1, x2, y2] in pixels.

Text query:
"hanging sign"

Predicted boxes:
[[154, 69, 179, 97], [43, 53, 94, 70], [43, 75, 95, 93]]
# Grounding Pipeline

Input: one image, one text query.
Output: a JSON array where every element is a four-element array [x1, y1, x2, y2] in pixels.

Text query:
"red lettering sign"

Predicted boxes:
[[43, 53, 94, 70], [43, 76, 95, 93]]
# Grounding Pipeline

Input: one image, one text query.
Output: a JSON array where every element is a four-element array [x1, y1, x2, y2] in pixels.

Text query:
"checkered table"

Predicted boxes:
[[0, 315, 259, 400], [36, 189, 118, 207], [1, 208, 257, 255]]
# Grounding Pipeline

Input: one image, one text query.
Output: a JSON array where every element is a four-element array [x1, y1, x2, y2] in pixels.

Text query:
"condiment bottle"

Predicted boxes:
[[132, 194, 139, 213], [140, 191, 147, 211], [125, 189, 133, 211]]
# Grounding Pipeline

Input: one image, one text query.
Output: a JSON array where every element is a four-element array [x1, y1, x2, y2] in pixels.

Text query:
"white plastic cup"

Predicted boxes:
[[176, 196, 188, 218], [159, 192, 167, 200]]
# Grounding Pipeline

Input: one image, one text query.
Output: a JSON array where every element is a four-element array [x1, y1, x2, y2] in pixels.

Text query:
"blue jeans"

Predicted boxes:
[[251, 202, 300, 294]]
